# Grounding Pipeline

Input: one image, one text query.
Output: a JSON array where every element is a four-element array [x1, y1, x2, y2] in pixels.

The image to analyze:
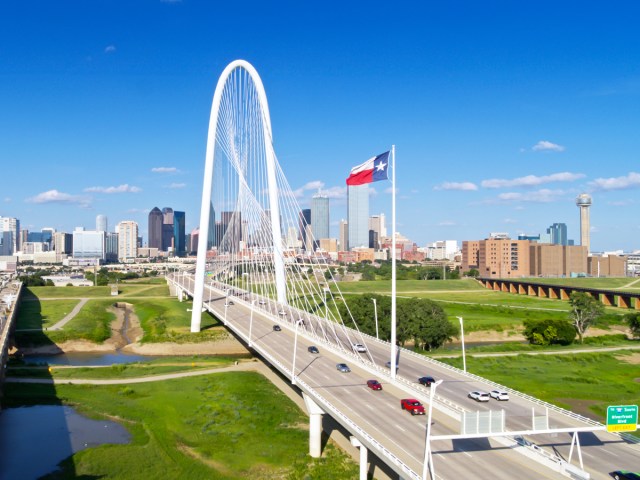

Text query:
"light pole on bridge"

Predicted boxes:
[[457, 316, 466, 373], [291, 319, 304, 385], [422, 378, 443, 480]]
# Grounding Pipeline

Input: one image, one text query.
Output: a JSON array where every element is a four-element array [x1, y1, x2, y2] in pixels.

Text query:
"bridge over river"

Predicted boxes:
[[175, 59, 639, 479]]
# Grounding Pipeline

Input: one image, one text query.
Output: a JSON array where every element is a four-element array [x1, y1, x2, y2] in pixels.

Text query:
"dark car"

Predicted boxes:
[[224, 300, 234, 306], [308, 346, 319, 354], [336, 363, 351, 373], [418, 376, 436, 386], [273, 325, 281, 331], [367, 380, 383, 391], [611, 471, 640, 480]]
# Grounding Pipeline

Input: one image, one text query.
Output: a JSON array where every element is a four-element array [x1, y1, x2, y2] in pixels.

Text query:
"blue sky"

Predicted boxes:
[[1, 1, 639, 252]]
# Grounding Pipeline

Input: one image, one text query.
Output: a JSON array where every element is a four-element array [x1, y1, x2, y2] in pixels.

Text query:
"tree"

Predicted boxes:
[[411, 299, 457, 350], [568, 292, 604, 343], [624, 312, 640, 338], [465, 268, 479, 278], [523, 318, 576, 345]]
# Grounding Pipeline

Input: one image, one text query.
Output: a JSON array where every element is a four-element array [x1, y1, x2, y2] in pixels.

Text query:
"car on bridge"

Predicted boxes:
[[468, 391, 490, 402], [273, 325, 281, 332], [385, 361, 399, 370], [367, 380, 382, 391], [352, 343, 367, 352], [489, 390, 509, 401], [418, 376, 436, 386], [610, 471, 640, 480], [400, 399, 425, 415], [307, 345, 319, 354], [259, 299, 267, 305], [224, 300, 234, 306], [278, 310, 287, 316], [336, 363, 351, 373]]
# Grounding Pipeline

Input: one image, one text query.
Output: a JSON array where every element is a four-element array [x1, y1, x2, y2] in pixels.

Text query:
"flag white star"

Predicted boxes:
[[375, 161, 387, 172]]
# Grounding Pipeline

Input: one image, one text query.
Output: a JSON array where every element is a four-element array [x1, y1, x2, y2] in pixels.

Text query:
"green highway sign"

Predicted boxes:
[[606, 405, 638, 432]]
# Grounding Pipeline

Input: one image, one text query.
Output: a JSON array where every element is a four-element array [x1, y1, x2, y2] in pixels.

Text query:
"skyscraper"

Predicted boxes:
[[299, 209, 311, 251], [173, 211, 186, 256], [347, 184, 369, 249], [117, 221, 138, 261], [368, 214, 386, 248], [339, 219, 348, 251], [72, 227, 105, 261], [96, 214, 108, 232], [311, 192, 329, 241], [0, 216, 20, 255], [546, 223, 568, 246], [148, 207, 163, 249], [162, 207, 174, 251]]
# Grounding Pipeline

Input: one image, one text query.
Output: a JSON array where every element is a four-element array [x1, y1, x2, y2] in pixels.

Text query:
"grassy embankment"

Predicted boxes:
[[3, 371, 359, 479], [439, 349, 640, 431], [15, 282, 228, 346]]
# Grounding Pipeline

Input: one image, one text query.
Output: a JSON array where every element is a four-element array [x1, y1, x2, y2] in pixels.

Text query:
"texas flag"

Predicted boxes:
[[345, 151, 390, 186]]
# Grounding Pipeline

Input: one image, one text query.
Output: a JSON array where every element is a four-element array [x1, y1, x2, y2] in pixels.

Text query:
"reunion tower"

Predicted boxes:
[[576, 193, 592, 253]]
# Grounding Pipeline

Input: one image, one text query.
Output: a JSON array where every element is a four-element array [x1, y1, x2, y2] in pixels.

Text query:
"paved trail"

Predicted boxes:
[[49, 298, 89, 330]]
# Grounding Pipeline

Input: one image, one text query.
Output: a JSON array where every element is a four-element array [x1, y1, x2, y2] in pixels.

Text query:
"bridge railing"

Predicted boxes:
[[196, 293, 422, 480], [170, 274, 639, 445]]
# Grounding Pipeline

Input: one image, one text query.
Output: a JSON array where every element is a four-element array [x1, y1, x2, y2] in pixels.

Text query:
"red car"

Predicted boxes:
[[366, 379, 383, 391], [400, 398, 425, 415]]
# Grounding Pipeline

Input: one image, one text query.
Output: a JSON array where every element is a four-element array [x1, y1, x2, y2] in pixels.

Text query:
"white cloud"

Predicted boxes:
[[293, 180, 325, 198], [151, 167, 179, 173], [26, 189, 91, 207], [503, 218, 517, 224], [84, 184, 141, 194], [104, 45, 116, 53], [482, 172, 585, 189], [3, 197, 10, 203], [532, 140, 565, 152], [168, 183, 186, 189], [438, 220, 456, 226], [127, 208, 149, 214], [607, 199, 633, 206], [496, 188, 565, 203], [434, 181, 478, 191], [588, 172, 640, 191], [322, 186, 347, 199]]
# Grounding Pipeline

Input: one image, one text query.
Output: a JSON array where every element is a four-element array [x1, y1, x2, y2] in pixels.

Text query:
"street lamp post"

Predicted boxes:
[[248, 300, 255, 347], [373, 298, 379, 339], [457, 316, 466, 373], [291, 319, 304, 385], [223, 290, 229, 325], [422, 378, 443, 480]]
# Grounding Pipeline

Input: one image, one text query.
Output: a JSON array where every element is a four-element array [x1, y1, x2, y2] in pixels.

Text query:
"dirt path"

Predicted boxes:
[[431, 344, 640, 359], [49, 298, 89, 330]]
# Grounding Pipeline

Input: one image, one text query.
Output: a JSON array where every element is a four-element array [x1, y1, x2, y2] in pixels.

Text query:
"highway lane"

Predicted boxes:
[[201, 283, 567, 479], [179, 275, 639, 479]]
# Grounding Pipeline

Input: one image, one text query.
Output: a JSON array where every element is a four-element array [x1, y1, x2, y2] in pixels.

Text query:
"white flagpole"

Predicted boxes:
[[390, 145, 397, 379]]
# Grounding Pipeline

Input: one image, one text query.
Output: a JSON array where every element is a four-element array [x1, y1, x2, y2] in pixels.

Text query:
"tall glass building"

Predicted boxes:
[[148, 207, 163, 249], [347, 185, 369, 249], [311, 193, 329, 241], [72, 228, 106, 261], [546, 223, 568, 246], [96, 214, 108, 232], [173, 211, 186, 256]]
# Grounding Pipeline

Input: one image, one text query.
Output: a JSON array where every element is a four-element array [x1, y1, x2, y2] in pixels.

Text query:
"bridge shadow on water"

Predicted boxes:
[[1, 296, 104, 480]]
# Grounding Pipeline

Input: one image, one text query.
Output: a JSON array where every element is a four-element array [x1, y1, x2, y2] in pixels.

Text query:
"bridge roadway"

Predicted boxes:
[[171, 274, 639, 479]]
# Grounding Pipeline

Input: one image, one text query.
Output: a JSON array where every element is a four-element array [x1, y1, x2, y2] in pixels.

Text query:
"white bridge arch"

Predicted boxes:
[[191, 60, 286, 332]]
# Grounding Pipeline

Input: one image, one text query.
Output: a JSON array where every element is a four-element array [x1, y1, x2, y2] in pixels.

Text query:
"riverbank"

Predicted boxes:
[[11, 301, 250, 357]]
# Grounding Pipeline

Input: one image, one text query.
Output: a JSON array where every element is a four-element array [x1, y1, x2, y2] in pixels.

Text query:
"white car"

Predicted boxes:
[[490, 390, 509, 401], [468, 391, 490, 402], [352, 343, 367, 353]]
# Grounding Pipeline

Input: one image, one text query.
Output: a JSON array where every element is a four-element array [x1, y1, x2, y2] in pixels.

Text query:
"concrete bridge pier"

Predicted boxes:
[[350, 437, 369, 480], [303, 393, 325, 458], [177, 288, 184, 302]]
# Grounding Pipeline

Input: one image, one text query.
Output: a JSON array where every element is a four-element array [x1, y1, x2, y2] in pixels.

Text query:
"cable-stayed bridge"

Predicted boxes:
[[167, 60, 639, 480]]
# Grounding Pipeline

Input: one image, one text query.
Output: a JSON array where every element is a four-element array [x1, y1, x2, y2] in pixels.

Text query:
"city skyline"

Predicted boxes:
[[2, 2, 640, 251]]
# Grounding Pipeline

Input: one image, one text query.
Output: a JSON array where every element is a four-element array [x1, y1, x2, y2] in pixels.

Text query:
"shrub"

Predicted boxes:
[[523, 318, 576, 346]]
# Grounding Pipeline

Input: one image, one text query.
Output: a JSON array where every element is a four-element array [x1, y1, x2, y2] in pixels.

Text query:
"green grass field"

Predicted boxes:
[[3, 372, 359, 479], [439, 350, 640, 422], [16, 299, 81, 329]]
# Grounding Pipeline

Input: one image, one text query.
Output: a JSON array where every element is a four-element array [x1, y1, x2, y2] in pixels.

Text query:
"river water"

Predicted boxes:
[[0, 405, 131, 480], [23, 351, 155, 366]]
